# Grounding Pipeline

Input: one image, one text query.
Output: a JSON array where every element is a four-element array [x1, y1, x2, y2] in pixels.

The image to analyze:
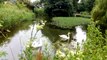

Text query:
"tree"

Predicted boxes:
[[85, 0, 95, 12], [92, 0, 107, 33], [72, 0, 79, 12], [16, 0, 35, 10], [77, 2, 85, 12], [77, 0, 95, 12], [42, 0, 77, 18], [0, 0, 7, 3]]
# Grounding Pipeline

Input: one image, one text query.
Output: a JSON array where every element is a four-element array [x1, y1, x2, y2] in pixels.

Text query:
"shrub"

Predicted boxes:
[[81, 11, 91, 18], [34, 8, 46, 19], [0, 2, 34, 30], [0, 0, 6, 3], [83, 23, 107, 60], [92, 0, 107, 32]]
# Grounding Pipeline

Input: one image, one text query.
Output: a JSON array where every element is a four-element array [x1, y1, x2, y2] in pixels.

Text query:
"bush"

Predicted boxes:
[[81, 11, 91, 18], [0, 0, 6, 3], [34, 8, 46, 18], [34, 8, 51, 22], [92, 0, 107, 32], [0, 2, 34, 30], [82, 23, 107, 60]]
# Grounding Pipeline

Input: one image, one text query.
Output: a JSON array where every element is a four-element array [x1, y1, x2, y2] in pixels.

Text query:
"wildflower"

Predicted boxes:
[[56, 50, 66, 58], [26, 44, 30, 48], [0, 24, 3, 27], [36, 24, 44, 30]]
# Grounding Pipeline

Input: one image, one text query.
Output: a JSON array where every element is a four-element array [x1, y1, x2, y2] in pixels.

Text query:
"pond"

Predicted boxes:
[[0, 21, 86, 60]]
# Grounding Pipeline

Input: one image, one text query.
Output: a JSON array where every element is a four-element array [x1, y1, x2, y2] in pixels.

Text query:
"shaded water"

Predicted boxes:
[[0, 21, 86, 60]]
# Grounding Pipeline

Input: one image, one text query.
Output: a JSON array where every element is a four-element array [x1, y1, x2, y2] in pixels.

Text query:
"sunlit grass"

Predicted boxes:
[[52, 17, 91, 28], [0, 2, 34, 30]]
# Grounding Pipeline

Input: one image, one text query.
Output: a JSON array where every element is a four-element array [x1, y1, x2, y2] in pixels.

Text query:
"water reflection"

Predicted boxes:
[[42, 25, 87, 51], [0, 22, 34, 60], [74, 26, 86, 45], [0, 22, 87, 60], [42, 25, 71, 42], [0, 22, 55, 60], [71, 26, 86, 50], [0, 21, 33, 46]]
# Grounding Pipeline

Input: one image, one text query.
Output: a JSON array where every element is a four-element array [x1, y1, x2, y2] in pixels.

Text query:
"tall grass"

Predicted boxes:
[[0, 2, 34, 30], [52, 17, 90, 29]]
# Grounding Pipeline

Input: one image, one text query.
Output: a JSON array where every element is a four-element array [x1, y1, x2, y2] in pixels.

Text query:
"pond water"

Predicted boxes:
[[0, 21, 86, 60]]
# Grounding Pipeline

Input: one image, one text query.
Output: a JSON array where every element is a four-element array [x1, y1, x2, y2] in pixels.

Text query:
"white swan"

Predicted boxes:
[[30, 0, 40, 3], [59, 32, 71, 41]]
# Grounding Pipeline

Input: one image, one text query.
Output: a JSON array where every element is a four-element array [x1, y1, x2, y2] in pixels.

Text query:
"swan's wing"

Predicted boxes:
[[59, 35, 68, 38]]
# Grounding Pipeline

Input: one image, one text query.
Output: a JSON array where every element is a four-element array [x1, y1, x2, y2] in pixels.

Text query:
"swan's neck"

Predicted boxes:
[[67, 32, 71, 42]]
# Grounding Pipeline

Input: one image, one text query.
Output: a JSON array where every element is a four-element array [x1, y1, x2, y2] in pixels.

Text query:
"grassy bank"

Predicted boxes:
[[51, 17, 90, 29], [0, 2, 34, 31]]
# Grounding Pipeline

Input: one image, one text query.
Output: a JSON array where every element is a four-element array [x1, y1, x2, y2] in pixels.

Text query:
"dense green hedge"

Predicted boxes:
[[51, 17, 90, 29]]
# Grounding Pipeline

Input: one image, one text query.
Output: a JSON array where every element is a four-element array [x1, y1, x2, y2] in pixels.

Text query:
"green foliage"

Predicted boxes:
[[85, 0, 95, 12], [83, 23, 107, 60], [16, 1, 27, 9], [51, 17, 90, 29], [0, 51, 7, 57], [34, 8, 46, 19], [43, 0, 77, 18], [72, 0, 78, 11], [0, 2, 34, 30], [17, 0, 29, 4], [92, 0, 107, 31], [19, 40, 34, 60], [81, 11, 91, 18], [77, 0, 95, 12], [23, 46, 34, 60], [34, 8, 51, 22], [77, 3, 86, 12], [0, 0, 6, 3], [53, 23, 107, 60]]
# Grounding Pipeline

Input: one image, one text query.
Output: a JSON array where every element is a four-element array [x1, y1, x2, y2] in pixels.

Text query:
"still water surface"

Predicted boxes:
[[0, 22, 86, 60]]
